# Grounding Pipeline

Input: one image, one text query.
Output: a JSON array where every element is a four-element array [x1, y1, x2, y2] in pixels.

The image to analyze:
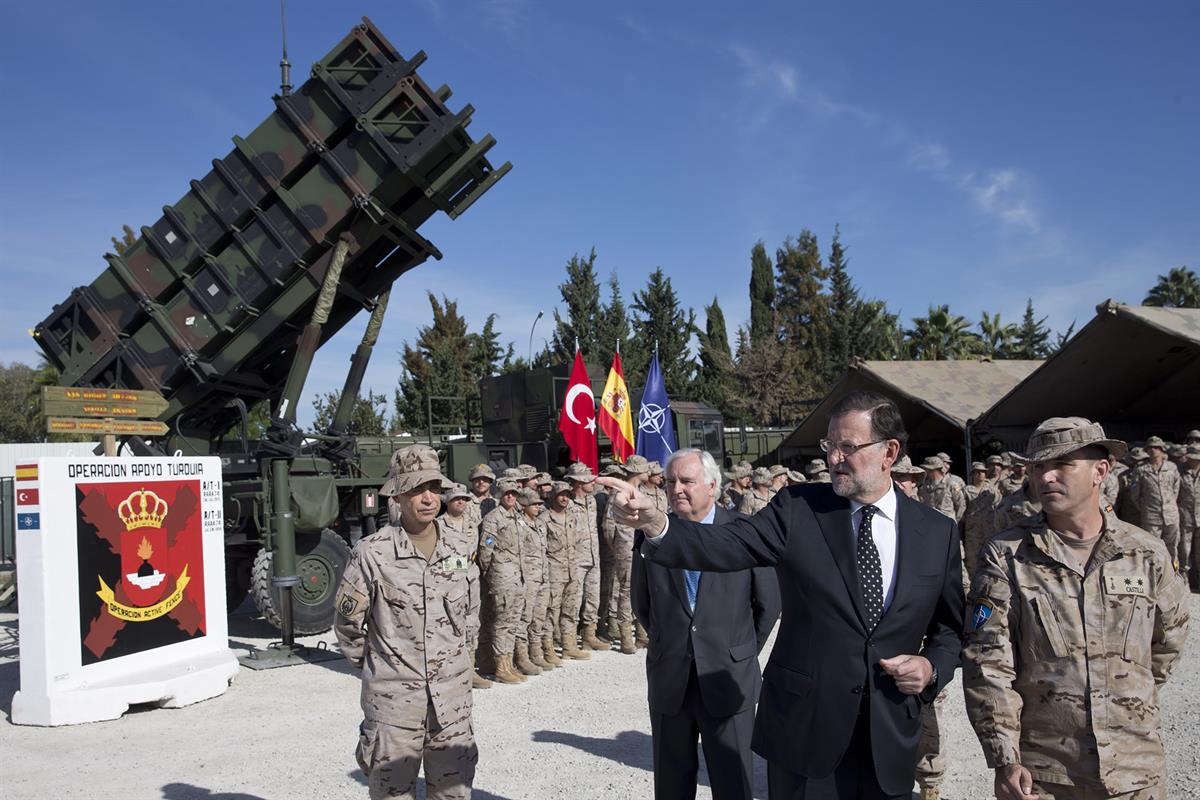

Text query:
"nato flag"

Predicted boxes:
[[636, 352, 677, 464]]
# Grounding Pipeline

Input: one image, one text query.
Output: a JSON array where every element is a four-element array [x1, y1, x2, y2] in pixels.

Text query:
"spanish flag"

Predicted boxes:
[[599, 351, 635, 463]]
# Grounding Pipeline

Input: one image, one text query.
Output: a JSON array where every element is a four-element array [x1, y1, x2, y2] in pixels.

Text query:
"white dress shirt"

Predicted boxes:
[[851, 485, 900, 612]]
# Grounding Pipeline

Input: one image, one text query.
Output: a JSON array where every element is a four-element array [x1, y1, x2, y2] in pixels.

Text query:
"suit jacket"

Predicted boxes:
[[645, 482, 964, 796], [633, 506, 781, 718]]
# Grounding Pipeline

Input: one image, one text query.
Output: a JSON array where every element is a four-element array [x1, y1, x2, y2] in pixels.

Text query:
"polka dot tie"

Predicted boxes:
[[857, 504, 884, 629]]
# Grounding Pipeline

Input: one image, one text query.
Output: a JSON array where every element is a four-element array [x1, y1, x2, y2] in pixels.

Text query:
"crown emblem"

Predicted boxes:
[[118, 489, 169, 530]]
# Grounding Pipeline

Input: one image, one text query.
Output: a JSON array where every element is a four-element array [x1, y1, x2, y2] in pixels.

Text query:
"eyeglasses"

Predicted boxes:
[[819, 439, 885, 458]]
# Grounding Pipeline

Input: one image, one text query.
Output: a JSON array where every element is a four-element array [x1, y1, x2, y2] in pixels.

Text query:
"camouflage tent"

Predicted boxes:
[[775, 358, 1042, 473], [974, 300, 1200, 449]]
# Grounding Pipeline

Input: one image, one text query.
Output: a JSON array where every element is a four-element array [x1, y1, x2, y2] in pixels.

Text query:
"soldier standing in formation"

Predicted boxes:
[[721, 462, 752, 510], [334, 445, 478, 800], [890, 455, 925, 500], [565, 462, 609, 651], [515, 489, 552, 675], [600, 455, 649, 654], [737, 467, 773, 515], [805, 457, 831, 482], [645, 460, 669, 513], [1135, 436, 1181, 566], [467, 463, 495, 528], [1179, 446, 1200, 589], [919, 456, 966, 523], [545, 481, 590, 660], [478, 478, 527, 684], [964, 417, 1188, 800], [440, 482, 492, 690]]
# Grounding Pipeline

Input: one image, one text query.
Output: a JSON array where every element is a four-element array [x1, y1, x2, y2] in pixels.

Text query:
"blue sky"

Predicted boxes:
[[2, 1, 1197, 428]]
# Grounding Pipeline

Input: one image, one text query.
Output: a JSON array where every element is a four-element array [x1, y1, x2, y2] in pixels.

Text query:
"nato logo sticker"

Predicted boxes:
[[969, 599, 996, 632]]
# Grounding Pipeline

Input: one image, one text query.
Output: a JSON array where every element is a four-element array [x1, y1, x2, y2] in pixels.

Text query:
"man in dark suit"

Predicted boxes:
[[601, 391, 965, 800], [633, 448, 781, 800]]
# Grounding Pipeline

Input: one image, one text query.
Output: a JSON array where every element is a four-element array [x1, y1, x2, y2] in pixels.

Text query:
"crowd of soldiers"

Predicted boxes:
[[889, 428, 1200, 800]]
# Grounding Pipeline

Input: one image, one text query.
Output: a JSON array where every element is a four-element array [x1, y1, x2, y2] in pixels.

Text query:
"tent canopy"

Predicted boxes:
[[974, 301, 1200, 448]]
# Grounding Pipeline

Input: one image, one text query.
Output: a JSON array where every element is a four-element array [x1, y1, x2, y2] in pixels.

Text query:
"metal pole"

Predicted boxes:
[[271, 459, 299, 648], [528, 310, 544, 364]]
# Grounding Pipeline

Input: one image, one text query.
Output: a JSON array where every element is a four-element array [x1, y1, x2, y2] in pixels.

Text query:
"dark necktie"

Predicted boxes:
[[856, 504, 883, 629], [684, 570, 701, 611]]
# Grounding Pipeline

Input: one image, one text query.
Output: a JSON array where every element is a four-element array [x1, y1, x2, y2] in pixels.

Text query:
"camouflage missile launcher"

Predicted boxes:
[[33, 17, 510, 635]]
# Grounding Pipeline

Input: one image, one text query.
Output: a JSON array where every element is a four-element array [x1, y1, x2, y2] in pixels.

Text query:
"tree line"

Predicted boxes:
[[1, 242, 1197, 442]]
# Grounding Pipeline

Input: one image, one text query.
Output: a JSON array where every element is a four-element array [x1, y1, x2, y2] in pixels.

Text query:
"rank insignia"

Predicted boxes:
[[1104, 574, 1147, 596]]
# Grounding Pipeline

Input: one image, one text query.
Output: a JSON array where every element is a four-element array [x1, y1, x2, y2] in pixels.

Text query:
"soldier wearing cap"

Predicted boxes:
[[334, 445, 479, 800], [963, 464, 1005, 580], [806, 457, 831, 483], [1116, 447, 1149, 525], [544, 481, 590, 661], [645, 460, 669, 514], [1186, 430, 1200, 446], [515, 488, 554, 675], [919, 456, 966, 523], [998, 456, 1026, 497], [936, 451, 968, 500], [564, 462, 608, 651], [467, 463, 496, 528], [965, 462, 987, 501], [890, 455, 924, 500], [963, 418, 1189, 800], [441, 483, 492, 690], [984, 454, 1004, 483], [477, 478, 528, 684], [721, 463, 752, 511], [768, 464, 790, 495], [517, 463, 539, 490], [602, 455, 650, 653], [1177, 446, 1200, 590], [738, 468, 774, 516], [1135, 436, 1182, 565], [535, 472, 554, 500], [786, 469, 807, 486]]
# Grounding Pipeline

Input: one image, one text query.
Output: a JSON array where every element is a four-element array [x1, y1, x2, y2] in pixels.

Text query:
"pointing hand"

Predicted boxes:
[[595, 476, 668, 535]]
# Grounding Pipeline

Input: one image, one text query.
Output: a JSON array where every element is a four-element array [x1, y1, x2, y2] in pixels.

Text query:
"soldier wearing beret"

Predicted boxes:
[[963, 418, 1189, 800], [334, 445, 479, 799]]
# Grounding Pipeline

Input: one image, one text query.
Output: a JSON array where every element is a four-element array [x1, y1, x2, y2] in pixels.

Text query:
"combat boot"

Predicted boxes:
[[604, 617, 621, 642], [919, 788, 939, 800], [580, 623, 609, 651], [472, 671, 494, 690], [542, 636, 564, 667], [493, 654, 525, 685], [514, 643, 542, 676], [560, 620, 591, 659], [635, 621, 649, 649], [528, 639, 552, 670], [618, 623, 637, 655]]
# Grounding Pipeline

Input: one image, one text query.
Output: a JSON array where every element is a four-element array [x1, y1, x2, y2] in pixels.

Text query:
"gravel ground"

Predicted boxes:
[[2, 595, 1199, 799]]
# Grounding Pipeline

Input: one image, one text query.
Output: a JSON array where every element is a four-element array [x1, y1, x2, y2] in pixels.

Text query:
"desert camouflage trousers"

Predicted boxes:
[[546, 564, 577, 643], [915, 687, 947, 788], [1144, 521, 1180, 567], [1030, 783, 1160, 800], [357, 702, 477, 800], [577, 560, 600, 624], [484, 576, 526, 659], [521, 571, 549, 644], [599, 548, 634, 625]]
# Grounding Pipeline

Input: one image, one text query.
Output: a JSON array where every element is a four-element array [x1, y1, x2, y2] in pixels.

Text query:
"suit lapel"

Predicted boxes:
[[883, 491, 926, 622], [814, 495, 869, 632]]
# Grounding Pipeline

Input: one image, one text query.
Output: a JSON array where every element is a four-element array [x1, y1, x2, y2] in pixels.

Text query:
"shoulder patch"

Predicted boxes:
[[337, 587, 368, 618], [968, 598, 996, 632], [484, 536, 494, 546]]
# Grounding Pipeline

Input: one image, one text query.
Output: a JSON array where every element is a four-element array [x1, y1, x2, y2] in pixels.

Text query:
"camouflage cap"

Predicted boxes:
[[380, 444, 451, 497], [535, 471, 553, 486], [936, 452, 952, 463], [890, 455, 925, 477], [624, 455, 651, 475], [469, 463, 496, 481], [769, 464, 789, 477], [919, 455, 946, 471], [1168, 444, 1186, 458], [551, 480, 573, 496], [564, 462, 596, 482], [501, 468, 523, 480], [517, 463, 538, 478], [999, 453, 1013, 467], [723, 464, 752, 480], [1020, 417, 1128, 463], [985, 454, 1004, 465], [647, 460, 663, 475], [751, 467, 774, 486], [443, 482, 471, 502], [787, 469, 807, 483], [1187, 445, 1200, 460], [1144, 435, 1167, 450], [1186, 429, 1200, 442], [970, 461, 986, 472], [495, 477, 522, 494], [517, 488, 544, 508], [600, 463, 627, 477], [1129, 447, 1149, 462], [806, 458, 828, 474]]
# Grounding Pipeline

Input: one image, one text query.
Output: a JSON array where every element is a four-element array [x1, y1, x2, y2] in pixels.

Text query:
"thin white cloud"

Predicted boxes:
[[483, 0, 526, 33], [619, 15, 650, 39]]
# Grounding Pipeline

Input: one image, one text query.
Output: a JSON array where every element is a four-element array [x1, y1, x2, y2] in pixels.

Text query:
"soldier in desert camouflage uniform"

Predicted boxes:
[[919, 456, 966, 523], [439, 483, 491, 690], [564, 462, 608, 651], [477, 478, 526, 684], [963, 464, 1004, 580], [890, 455, 925, 500], [1116, 447, 1149, 525], [465, 463, 495, 531], [786, 469, 806, 486], [1136, 436, 1182, 565], [1099, 454, 1121, 512], [544, 481, 590, 661], [515, 489, 553, 674], [806, 457, 831, 483], [738, 468, 773, 515], [936, 451, 968, 500], [645, 460, 669, 513], [334, 445, 479, 800], [997, 455, 1026, 497], [602, 455, 650, 654], [1176, 446, 1200, 590], [963, 418, 1189, 800], [768, 464, 790, 495], [721, 463, 752, 510]]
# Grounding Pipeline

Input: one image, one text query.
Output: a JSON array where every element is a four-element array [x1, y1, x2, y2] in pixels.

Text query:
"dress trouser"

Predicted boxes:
[[649, 663, 755, 800]]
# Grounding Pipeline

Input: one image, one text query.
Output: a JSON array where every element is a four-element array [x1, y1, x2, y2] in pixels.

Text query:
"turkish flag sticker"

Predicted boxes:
[[16, 488, 39, 506]]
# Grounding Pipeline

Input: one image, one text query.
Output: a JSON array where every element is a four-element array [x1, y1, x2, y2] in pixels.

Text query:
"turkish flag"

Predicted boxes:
[[558, 349, 598, 471]]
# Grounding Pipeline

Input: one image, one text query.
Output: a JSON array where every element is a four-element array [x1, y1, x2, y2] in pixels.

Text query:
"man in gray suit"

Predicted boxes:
[[633, 448, 781, 800]]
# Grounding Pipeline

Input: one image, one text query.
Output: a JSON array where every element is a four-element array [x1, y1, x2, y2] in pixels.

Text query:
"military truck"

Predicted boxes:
[[32, 18, 510, 637]]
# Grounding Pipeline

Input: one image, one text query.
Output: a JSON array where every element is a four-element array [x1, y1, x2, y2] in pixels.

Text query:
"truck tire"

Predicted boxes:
[[251, 528, 352, 635]]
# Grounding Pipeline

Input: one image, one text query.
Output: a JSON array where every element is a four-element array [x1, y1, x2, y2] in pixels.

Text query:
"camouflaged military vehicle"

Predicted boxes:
[[33, 18, 510, 636]]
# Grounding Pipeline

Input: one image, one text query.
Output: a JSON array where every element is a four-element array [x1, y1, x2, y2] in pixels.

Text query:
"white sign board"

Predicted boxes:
[[11, 457, 238, 725]]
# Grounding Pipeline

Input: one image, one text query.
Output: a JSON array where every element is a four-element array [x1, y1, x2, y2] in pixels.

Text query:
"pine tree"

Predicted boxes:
[[468, 313, 505, 384], [774, 230, 829, 394], [823, 226, 855, 383], [748, 241, 775, 348], [1011, 299, 1052, 359], [595, 272, 631, 370], [549, 249, 604, 363], [731, 321, 804, 425], [312, 389, 391, 435], [0, 362, 44, 443], [395, 293, 477, 432], [695, 298, 736, 418], [628, 268, 697, 397]]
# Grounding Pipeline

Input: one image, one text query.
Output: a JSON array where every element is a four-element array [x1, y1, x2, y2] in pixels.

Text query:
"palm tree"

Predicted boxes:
[[905, 305, 984, 360], [1143, 266, 1200, 308], [978, 311, 1017, 358]]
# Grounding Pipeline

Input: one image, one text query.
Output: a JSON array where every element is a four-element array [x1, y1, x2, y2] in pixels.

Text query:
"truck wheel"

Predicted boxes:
[[251, 529, 352, 635]]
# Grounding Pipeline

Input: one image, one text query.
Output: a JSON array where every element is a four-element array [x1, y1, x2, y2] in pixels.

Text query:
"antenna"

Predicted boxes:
[[278, 0, 292, 96]]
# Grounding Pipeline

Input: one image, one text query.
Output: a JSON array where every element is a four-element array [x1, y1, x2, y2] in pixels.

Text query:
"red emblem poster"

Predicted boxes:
[[76, 480, 207, 664]]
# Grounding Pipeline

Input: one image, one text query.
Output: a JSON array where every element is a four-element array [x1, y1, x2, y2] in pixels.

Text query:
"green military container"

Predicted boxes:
[[33, 18, 510, 636]]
